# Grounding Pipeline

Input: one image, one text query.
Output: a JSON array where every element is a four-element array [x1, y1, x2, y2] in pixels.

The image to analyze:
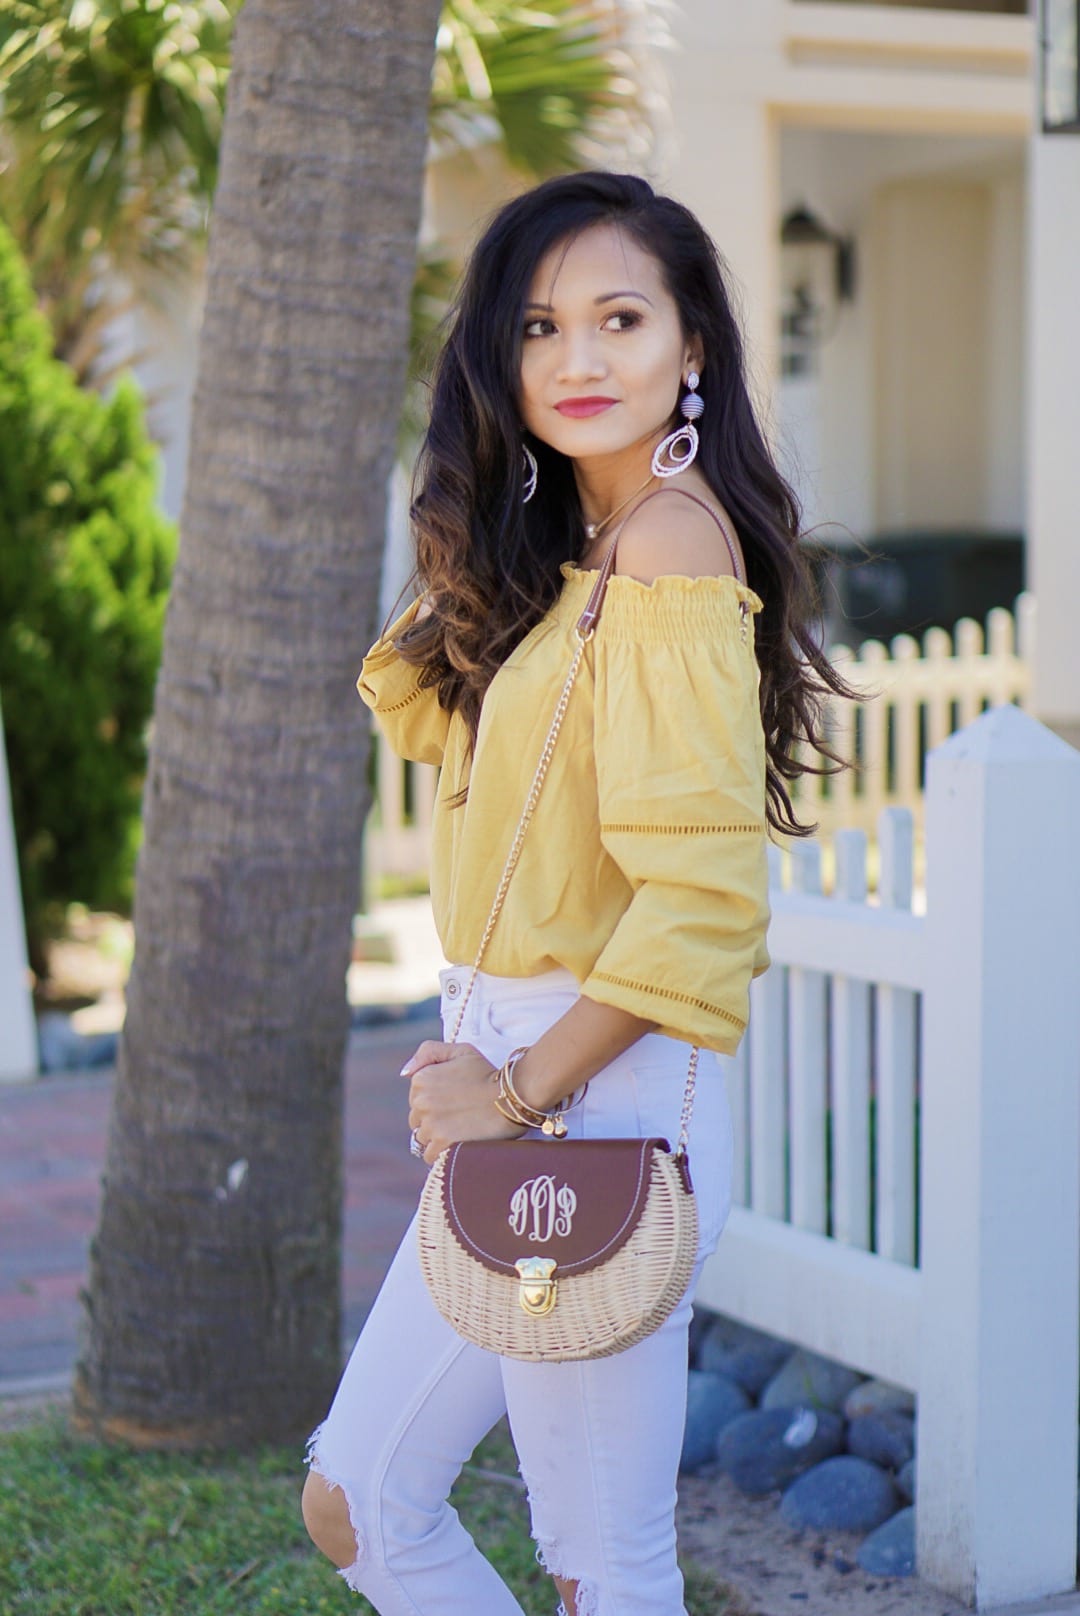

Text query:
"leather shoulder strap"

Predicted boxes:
[[575, 484, 745, 638]]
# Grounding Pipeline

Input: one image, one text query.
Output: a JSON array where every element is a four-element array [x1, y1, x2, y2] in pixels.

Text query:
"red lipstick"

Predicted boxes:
[[554, 397, 618, 418]]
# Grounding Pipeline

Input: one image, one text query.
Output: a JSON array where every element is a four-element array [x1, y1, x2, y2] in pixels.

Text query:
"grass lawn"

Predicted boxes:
[[0, 1408, 737, 1615]]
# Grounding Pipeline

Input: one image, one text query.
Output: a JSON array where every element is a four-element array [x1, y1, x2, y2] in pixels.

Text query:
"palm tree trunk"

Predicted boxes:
[[74, 0, 442, 1449]]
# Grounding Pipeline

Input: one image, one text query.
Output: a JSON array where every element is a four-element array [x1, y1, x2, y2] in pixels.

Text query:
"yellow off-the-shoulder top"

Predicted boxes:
[[356, 560, 771, 1053]]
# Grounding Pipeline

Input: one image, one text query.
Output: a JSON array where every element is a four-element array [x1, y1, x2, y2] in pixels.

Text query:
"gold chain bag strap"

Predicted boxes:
[[416, 493, 748, 1362]]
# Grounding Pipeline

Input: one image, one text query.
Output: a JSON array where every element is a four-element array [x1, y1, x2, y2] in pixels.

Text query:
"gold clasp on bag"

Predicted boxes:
[[515, 1257, 557, 1317]]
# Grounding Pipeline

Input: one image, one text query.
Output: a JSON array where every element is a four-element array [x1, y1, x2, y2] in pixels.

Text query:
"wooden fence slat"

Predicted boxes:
[[892, 634, 922, 811], [788, 842, 828, 1234], [858, 641, 889, 826], [954, 618, 984, 731], [830, 829, 873, 1249], [725, 1039, 750, 1208], [749, 846, 789, 1220], [923, 627, 953, 756], [875, 808, 918, 1265]]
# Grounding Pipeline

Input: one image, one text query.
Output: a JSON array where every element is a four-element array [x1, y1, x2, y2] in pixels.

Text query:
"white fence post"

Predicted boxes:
[[0, 695, 38, 1081], [916, 705, 1080, 1605]]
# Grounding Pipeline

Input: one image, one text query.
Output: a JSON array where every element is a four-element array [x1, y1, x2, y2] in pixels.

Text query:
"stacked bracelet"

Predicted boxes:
[[491, 1045, 587, 1139]]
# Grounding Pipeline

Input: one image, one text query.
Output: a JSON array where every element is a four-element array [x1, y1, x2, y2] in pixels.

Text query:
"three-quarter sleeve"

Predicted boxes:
[[581, 579, 771, 1052], [356, 597, 450, 765]]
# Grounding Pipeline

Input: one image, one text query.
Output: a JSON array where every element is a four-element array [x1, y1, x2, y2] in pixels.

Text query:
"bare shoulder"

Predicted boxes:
[[613, 485, 745, 585]]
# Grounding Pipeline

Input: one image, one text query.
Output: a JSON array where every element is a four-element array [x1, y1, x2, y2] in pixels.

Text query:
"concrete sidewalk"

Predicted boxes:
[[0, 1016, 440, 1394]]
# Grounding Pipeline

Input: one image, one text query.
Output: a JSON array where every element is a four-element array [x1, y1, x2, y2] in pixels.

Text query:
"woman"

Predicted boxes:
[[301, 171, 846, 1616]]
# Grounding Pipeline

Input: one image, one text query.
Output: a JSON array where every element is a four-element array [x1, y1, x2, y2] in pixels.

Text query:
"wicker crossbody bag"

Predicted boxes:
[[415, 503, 747, 1363]]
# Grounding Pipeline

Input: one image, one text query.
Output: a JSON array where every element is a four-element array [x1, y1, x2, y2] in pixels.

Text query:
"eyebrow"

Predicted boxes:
[[524, 290, 655, 311]]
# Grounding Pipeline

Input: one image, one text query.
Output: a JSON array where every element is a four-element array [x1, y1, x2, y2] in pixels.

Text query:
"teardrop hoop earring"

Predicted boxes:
[[651, 372, 703, 478], [522, 445, 539, 503]]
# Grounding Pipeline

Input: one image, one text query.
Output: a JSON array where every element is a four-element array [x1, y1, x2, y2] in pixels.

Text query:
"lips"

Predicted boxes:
[[554, 397, 618, 419]]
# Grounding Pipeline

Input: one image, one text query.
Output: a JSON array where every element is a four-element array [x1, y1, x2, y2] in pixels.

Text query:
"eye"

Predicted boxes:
[[524, 316, 556, 339], [602, 308, 644, 333]]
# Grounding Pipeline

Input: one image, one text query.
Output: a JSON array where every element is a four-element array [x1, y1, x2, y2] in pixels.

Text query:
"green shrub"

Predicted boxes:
[[0, 219, 176, 973]]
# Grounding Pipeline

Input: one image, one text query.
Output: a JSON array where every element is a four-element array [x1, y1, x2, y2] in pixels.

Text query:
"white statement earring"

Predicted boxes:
[[522, 445, 538, 503], [651, 372, 703, 478]]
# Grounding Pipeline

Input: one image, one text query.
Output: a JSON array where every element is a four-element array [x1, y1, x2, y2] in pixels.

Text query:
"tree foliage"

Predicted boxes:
[[0, 0, 238, 374], [0, 218, 175, 971], [0, 0, 636, 376], [430, 0, 636, 176]]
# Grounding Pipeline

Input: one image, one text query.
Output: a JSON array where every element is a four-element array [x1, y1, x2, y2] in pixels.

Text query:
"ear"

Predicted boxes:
[[684, 340, 705, 382]]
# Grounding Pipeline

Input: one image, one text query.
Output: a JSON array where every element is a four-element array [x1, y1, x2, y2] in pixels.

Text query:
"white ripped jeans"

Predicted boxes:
[[305, 965, 735, 1616]]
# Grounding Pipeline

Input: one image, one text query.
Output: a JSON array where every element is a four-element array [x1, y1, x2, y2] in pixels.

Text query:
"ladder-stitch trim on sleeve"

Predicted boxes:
[[600, 822, 763, 836], [591, 973, 746, 1031], [375, 686, 425, 715]]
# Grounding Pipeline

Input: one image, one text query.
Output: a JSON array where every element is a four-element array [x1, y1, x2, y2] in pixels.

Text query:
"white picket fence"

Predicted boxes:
[[790, 593, 1035, 840], [365, 731, 439, 891], [365, 594, 1036, 888], [697, 704, 1080, 1606]]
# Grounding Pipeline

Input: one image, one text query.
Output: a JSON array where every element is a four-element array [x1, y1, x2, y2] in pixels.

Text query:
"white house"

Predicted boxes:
[[126, 1, 1079, 749]]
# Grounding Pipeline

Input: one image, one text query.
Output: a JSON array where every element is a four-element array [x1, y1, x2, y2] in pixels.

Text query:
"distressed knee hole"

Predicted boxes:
[[543, 1564, 600, 1616], [517, 1461, 600, 1616], [534, 1542, 599, 1616], [303, 1424, 370, 1592]]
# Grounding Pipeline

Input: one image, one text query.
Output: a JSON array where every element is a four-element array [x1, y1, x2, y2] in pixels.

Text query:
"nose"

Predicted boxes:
[[555, 329, 606, 387]]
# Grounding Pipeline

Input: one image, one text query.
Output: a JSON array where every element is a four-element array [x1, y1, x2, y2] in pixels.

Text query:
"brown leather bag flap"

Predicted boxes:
[[440, 1137, 671, 1277]]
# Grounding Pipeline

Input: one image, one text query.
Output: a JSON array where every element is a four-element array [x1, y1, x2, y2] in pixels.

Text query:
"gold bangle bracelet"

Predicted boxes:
[[493, 1093, 529, 1130], [500, 1050, 567, 1138], [504, 1045, 589, 1119], [496, 1072, 549, 1131], [500, 1052, 551, 1123]]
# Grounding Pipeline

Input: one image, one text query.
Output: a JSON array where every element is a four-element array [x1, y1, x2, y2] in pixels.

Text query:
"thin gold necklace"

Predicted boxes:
[[582, 470, 657, 542]]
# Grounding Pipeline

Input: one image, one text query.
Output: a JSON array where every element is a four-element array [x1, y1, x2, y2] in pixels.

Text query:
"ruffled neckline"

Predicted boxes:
[[558, 559, 764, 615]]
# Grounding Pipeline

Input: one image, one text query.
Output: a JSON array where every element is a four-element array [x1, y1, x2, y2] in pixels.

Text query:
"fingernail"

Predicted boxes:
[[400, 1063, 412, 1077]]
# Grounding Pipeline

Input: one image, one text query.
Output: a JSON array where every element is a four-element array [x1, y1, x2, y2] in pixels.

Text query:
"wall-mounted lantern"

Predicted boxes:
[[781, 206, 857, 303], [1040, 0, 1080, 133], [779, 205, 857, 378]]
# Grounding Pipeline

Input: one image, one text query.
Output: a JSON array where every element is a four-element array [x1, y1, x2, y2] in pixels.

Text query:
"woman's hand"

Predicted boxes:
[[403, 1040, 524, 1165]]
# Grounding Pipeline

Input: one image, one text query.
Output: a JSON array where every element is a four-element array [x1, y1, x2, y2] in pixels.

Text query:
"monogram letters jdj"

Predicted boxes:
[[507, 1174, 577, 1243]]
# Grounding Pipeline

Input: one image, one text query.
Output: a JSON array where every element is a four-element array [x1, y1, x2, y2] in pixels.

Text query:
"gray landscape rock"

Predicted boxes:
[[896, 1456, 916, 1503], [689, 1305, 718, 1367], [844, 1378, 917, 1420], [856, 1505, 916, 1575], [715, 1405, 846, 1497], [847, 1411, 916, 1471], [761, 1347, 865, 1413], [780, 1455, 900, 1534], [680, 1370, 751, 1473], [698, 1315, 791, 1396]]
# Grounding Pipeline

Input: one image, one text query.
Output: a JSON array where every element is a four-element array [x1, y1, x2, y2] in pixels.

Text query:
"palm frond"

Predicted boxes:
[[431, 0, 639, 177]]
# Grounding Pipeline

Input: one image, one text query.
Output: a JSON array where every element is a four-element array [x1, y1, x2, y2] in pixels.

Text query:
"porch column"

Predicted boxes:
[[1028, 132, 1080, 746], [660, 0, 782, 428]]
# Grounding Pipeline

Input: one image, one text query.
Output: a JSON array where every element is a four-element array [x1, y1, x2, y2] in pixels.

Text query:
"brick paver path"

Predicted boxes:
[[0, 1018, 440, 1389]]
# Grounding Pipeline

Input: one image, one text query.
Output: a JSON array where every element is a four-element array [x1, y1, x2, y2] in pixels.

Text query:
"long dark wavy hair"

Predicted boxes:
[[394, 170, 853, 835]]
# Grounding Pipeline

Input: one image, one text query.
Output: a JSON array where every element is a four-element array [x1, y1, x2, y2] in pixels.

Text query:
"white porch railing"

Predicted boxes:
[[697, 705, 1080, 1607]]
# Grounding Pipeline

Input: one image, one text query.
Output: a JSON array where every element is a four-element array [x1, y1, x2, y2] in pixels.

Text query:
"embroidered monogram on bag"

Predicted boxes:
[[508, 1174, 578, 1244]]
